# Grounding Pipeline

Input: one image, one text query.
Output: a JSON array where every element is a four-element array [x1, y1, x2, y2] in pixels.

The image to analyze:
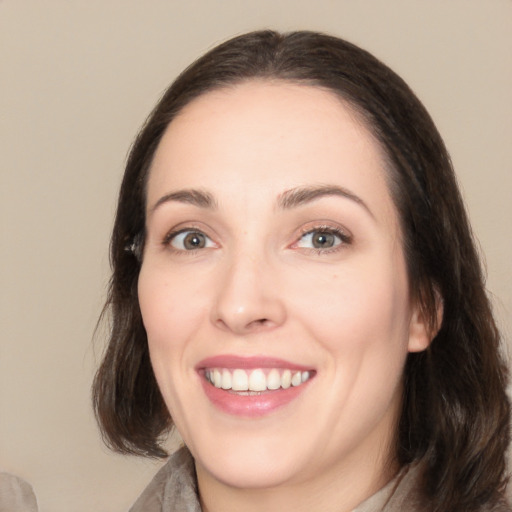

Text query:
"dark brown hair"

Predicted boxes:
[[93, 30, 510, 511]]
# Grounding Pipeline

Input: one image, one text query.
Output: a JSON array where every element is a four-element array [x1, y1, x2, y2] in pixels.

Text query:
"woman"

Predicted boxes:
[[92, 31, 511, 512]]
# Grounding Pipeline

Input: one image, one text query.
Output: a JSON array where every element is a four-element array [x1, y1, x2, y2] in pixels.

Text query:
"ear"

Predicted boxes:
[[407, 292, 443, 353]]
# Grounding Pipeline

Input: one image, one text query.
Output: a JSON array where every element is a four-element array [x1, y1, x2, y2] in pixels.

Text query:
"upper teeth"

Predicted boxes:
[[204, 368, 311, 392]]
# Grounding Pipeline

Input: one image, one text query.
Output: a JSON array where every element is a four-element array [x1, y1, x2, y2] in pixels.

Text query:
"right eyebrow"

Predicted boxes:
[[149, 188, 217, 214], [277, 184, 375, 220]]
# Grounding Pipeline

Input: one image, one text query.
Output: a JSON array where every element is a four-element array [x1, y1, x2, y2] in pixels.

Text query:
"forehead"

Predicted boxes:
[[164, 81, 373, 153], [147, 81, 396, 226]]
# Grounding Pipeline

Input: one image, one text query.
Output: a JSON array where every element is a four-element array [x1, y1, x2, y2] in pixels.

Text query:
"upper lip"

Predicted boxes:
[[196, 355, 313, 371]]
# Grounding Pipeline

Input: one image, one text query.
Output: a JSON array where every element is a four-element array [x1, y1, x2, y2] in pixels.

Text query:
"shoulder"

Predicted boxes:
[[354, 463, 424, 512], [482, 499, 512, 512], [129, 447, 201, 512], [0, 473, 38, 512], [357, 462, 512, 512]]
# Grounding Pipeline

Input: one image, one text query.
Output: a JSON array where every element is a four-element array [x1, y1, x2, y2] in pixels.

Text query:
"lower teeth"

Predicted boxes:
[[229, 390, 265, 396]]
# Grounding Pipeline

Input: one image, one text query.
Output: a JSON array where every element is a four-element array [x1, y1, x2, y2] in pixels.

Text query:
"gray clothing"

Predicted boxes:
[[128, 447, 422, 512], [129, 447, 512, 511], [0, 473, 38, 512], [130, 448, 200, 512]]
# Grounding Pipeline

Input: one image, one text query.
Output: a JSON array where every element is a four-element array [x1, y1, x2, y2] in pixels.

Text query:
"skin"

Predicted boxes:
[[138, 82, 431, 512]]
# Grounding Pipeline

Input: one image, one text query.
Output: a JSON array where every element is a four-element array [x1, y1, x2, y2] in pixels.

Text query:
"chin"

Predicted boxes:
[[196, 447, 305, 489]]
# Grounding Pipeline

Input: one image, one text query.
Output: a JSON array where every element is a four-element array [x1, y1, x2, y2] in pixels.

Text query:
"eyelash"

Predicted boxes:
[[162, 224, 352, 255], [294, 225, 352, 254]]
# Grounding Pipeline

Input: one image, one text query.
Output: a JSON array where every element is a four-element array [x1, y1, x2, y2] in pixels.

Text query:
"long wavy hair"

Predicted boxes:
[[92, 30, 510, 511]]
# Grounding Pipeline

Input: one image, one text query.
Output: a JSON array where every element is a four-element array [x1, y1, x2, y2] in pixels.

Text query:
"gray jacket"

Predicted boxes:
[[128, 447, 462, 512]]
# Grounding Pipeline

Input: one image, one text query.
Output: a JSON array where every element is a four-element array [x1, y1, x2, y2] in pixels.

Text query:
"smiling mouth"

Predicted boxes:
[[197, 357, 315, 416], [204, 368, 313, 392]]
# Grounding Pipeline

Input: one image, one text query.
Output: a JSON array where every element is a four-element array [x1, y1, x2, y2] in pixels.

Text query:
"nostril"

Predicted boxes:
[[248, 318, 270, 329], [214, 316, 273, 333], [215, 318, 229, 330]]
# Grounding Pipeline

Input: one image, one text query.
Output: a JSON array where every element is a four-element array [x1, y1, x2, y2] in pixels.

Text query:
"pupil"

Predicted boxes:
[[313, 232, 334, 248], [184, 232, 205, 249]]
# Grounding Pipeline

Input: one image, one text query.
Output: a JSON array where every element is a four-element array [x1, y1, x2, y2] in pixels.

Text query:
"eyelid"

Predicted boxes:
[[300, 224, 352, 240], [161, 220, 211, 242]]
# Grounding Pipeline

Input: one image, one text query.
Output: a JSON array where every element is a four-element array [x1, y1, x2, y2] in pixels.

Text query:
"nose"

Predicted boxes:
[[211, 251, 286, 335]]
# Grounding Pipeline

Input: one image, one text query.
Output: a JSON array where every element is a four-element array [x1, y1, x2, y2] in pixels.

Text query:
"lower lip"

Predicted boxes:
[[200, 377, 312, 417]]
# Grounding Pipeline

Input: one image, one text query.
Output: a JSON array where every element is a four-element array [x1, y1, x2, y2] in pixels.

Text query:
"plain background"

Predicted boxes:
[[1, 1, 511, 511]]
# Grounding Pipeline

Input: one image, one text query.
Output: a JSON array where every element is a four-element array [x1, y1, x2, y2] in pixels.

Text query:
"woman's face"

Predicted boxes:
[[138, 82, 429, 491]]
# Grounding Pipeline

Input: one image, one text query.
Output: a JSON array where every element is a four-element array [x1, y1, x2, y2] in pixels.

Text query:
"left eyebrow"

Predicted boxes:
[[277, 185, 375, 219], [149, 188, 217, 215]]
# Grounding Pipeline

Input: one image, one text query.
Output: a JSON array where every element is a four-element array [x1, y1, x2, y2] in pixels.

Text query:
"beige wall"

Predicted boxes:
[[1, 1, 510, 511]]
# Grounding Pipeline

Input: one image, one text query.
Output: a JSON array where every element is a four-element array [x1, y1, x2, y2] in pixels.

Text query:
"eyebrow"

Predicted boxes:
[[150, 184, 373, 218], [150, 188, 217, 214], [277, 185, 374, 218]]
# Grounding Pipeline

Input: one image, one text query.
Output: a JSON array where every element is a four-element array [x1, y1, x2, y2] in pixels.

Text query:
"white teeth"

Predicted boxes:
[[221, 369, 232, 390], [281, 369, 291, 389], [231, 369, 249, 391], [205, 367, 312, 392], [267, 369, 281, 390], [291, 371, 302, 387], [248, 369, 267, 392], [213, 369, 222, 388]]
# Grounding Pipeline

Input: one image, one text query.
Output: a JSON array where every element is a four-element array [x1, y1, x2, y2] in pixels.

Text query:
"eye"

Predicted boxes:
[[295, 227, 350, 250], [166, 229, 215, 251]]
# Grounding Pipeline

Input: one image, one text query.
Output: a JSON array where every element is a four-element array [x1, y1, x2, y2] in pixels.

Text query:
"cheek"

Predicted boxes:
[[137, 265, 207, 419], [137, 265, 204, 359], [286, 255, 412, 356]]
